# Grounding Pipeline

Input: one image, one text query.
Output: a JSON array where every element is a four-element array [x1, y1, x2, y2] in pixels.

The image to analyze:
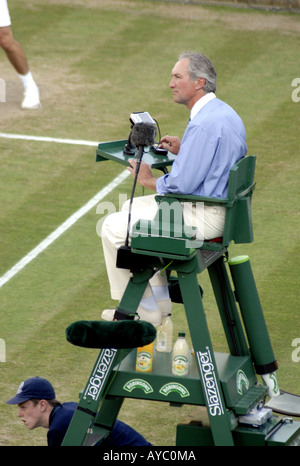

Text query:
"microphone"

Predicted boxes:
[[123, 123, 156, 250], [123, 122, 156, 155], [130, 122, 157, 148]]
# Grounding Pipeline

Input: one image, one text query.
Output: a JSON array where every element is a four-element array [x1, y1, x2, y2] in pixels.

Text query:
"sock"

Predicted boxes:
[[151, 271, 172, 317], [18, 71, 37, 91], [139, 294, 159, 311], [152, 286, 172, 317], [139, 284, 162, 326]]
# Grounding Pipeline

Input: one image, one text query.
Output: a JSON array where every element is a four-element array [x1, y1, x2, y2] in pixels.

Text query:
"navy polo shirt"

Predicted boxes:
[[47, 402, 151, 446], [47, 402, 78, 447]]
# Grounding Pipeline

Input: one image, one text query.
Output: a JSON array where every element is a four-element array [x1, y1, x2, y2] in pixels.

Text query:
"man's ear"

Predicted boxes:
[[195, 77, 206, 90], [38, 399, 48, 412]]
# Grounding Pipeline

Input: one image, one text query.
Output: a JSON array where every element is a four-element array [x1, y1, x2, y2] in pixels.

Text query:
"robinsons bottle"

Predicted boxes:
[[136, 341, 154, 372], [172, 332, 189, 376]]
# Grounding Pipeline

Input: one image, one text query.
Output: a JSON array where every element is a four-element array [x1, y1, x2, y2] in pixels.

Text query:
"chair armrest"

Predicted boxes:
[[155, 193, 232, 207], [235, 182, 256, 200]]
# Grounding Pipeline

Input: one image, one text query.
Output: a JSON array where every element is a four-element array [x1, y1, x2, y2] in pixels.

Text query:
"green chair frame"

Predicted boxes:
[[62, 154, 300, 446]]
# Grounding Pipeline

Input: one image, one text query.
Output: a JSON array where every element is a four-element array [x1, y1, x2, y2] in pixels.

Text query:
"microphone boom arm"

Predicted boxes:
[[125, 144, 145, 247]]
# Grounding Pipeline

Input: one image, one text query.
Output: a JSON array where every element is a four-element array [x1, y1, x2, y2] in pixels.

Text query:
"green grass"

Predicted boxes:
[[0, 0, 299, 446]]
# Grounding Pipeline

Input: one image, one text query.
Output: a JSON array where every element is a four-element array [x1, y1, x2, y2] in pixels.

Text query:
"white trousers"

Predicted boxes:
[[101, 194, 225, 304]]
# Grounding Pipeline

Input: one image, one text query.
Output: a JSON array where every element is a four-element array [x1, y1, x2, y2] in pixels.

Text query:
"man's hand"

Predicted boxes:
[[159, 135, 181, 155], [127, 159, 157, 191]]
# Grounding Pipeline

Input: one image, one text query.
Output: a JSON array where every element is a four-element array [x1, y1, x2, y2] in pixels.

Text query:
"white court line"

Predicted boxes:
[[0, 170, 130, 288], [0, 133, 131, 288], [0, 132, 99, 146]]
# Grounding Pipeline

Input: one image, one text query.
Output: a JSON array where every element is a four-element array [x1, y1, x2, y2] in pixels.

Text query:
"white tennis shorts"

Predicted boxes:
[[0, 0, 11, 28]]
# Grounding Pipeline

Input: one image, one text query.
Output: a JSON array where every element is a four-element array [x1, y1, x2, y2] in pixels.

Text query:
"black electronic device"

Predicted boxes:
[[152, 144, 168, 156]]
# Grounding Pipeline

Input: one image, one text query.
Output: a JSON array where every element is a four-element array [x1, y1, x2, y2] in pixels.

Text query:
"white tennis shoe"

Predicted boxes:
[[101, 307, 161, 327], [21, 85, 41, 109]]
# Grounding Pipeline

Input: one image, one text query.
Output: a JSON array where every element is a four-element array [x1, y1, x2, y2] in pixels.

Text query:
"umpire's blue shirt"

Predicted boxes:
[[47, 402, 151, 446], [156, 94, 247, 199]]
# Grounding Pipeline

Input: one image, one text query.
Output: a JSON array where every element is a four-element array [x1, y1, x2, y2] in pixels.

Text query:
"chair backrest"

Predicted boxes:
[[222, 155, 256, 247], [131, 155, 256, 256], [227, 155, 256, 201]]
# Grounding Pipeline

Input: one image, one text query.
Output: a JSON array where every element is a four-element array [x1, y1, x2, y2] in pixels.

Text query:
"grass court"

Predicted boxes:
[[0, 0, 299, 446]]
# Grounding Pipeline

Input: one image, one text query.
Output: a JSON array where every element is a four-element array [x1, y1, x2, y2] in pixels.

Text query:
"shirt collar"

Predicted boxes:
[[49, 405, 61, 426], [190, 92, 216, 120]]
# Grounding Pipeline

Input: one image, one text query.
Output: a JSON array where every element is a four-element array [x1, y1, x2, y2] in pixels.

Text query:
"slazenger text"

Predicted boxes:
[[197, 348, 224, 416], [84, 348, 117, 401]]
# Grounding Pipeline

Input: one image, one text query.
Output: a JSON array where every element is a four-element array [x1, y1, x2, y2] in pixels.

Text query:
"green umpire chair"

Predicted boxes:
[[63, 154, 300, 446]]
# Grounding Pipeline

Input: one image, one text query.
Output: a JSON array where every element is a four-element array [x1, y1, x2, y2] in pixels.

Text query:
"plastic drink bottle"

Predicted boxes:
[[136, 341, 154, 372], [156, 314, 173, 352], [172, 332, 189, 376]]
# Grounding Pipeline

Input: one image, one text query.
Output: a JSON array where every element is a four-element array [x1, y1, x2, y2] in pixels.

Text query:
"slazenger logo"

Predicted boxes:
[[196, 347, 224, 416], [123, 379, 153, 394], [84, 348, 117, 401], [159, 383, 190, 398], [236, 369, 249, 396]]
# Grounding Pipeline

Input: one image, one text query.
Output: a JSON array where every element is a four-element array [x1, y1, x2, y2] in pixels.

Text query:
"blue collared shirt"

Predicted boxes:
[[156, 97, 247, 198]]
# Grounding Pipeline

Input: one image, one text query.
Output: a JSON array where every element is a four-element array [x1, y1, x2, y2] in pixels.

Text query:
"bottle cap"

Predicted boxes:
[[178, 332, 185, 337]]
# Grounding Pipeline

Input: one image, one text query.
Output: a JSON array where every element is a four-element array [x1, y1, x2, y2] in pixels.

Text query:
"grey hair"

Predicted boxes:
[[179, 52, 217, 93]]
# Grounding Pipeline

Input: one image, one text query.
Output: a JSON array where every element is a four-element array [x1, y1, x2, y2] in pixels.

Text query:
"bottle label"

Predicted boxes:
[[136, 350, 152, 372], [172, 355, 188, 376]]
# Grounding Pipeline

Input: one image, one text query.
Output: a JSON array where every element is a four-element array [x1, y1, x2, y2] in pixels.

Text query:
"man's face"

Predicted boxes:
[[17, 400, 44, 430], [169, 58, 203, 109]]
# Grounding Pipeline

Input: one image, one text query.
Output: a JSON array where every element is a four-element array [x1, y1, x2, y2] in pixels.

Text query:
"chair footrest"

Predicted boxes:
[[233, 384, 268, 415]]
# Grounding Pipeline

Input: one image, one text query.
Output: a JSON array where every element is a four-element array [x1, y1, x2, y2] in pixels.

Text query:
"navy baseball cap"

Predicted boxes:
[[6, 377, 56, 405]]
